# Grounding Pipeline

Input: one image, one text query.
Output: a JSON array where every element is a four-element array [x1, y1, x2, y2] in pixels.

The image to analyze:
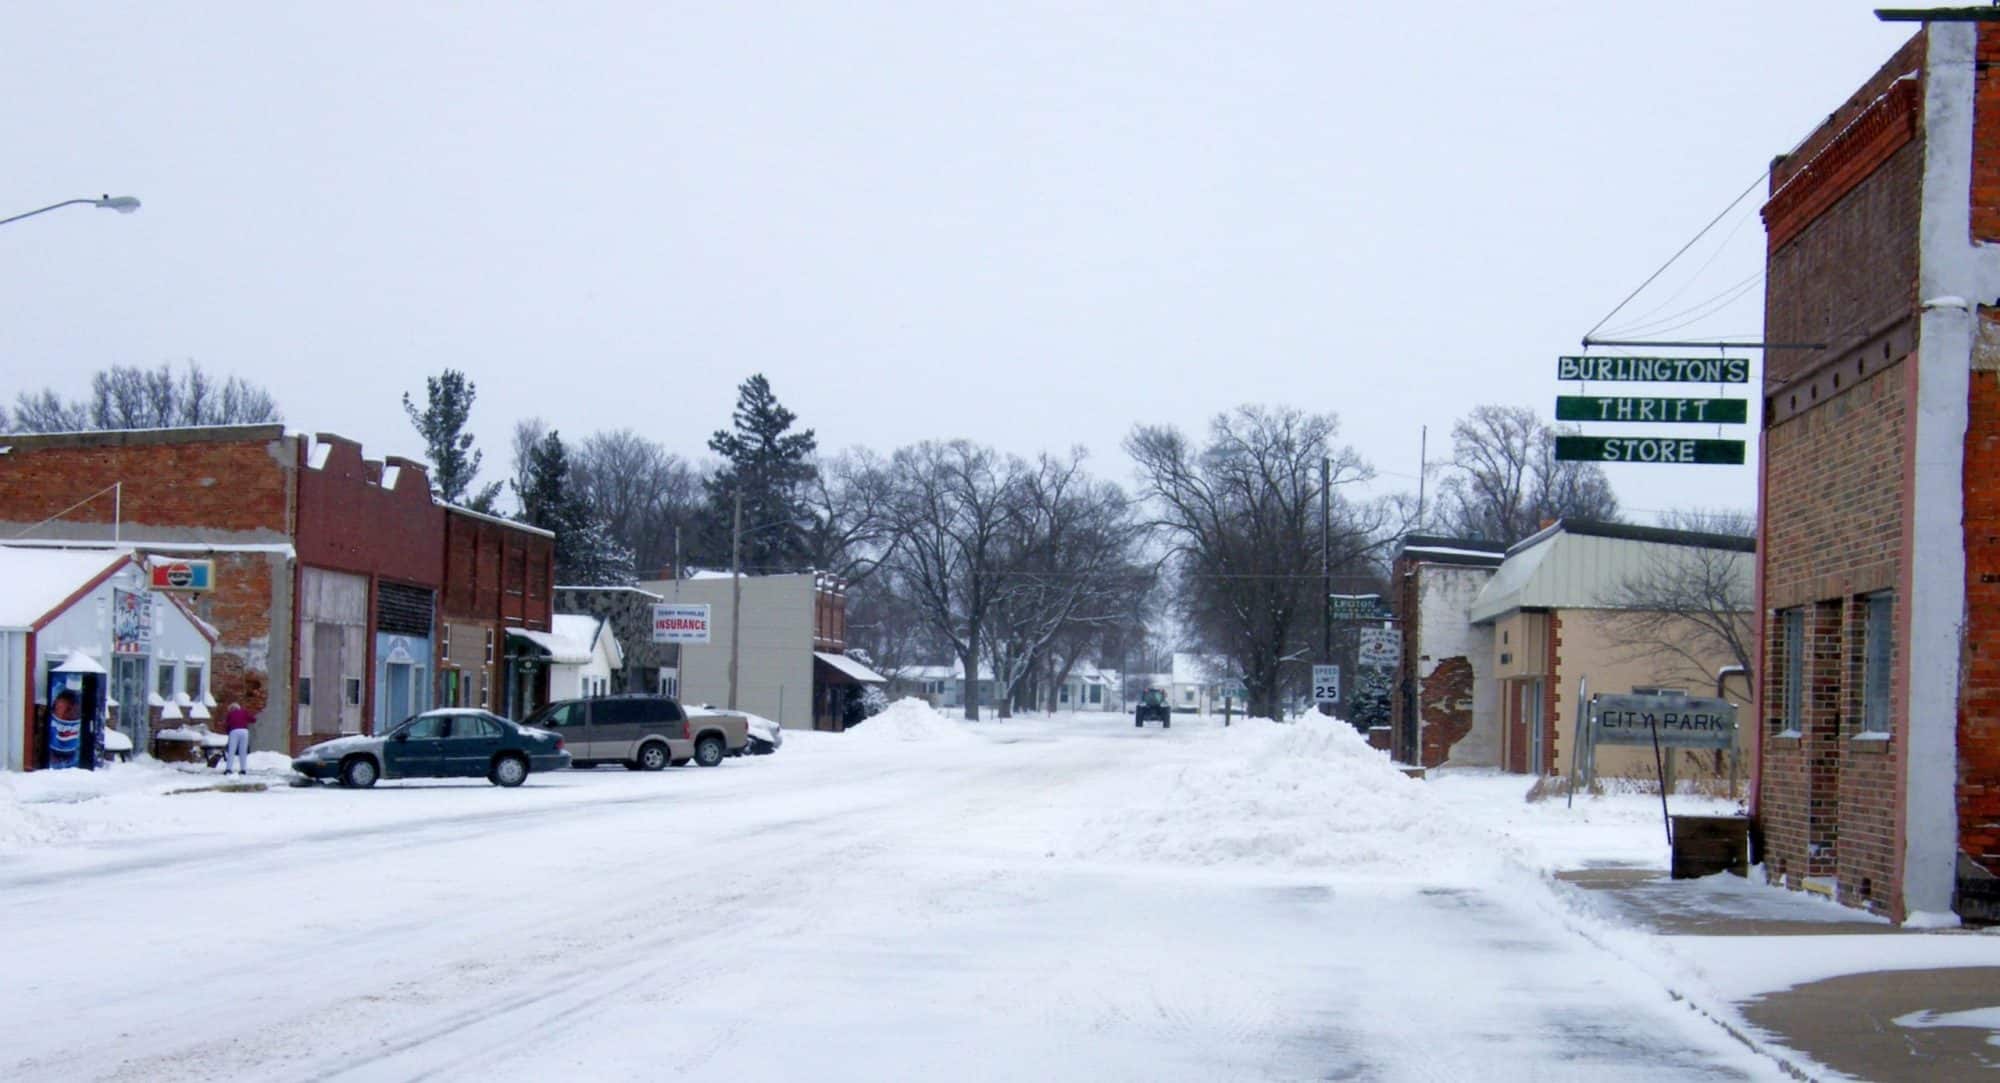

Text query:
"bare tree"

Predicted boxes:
[[979, 449, 1148, 717], [569, 429, 704, 576], [1602, 509, 1757, 685], [8, 389, 87, 433], [1436, 405, 1617, 544], [875, 440, 1029, 720], [509, 417, 549, 517], [10, 361, 280, 433], [1127, 405, 1390, 721], [803, 448, 898, 585]]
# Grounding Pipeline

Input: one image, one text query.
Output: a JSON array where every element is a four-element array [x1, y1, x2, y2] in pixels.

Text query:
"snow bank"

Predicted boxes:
[[844, 698, 979, 744], [1072, 718, 1500, 876]]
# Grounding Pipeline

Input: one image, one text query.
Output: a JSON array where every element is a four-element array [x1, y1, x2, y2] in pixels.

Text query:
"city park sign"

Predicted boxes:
[[1553, 355, 1749, 466]]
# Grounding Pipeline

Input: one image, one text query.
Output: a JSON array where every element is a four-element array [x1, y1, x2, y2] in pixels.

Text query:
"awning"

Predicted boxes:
[[507, 629, 592, 665], [813, 651, 886, 684]]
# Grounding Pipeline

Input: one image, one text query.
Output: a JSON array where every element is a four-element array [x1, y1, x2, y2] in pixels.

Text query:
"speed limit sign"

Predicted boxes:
[[1312, 664, 1341, 704]]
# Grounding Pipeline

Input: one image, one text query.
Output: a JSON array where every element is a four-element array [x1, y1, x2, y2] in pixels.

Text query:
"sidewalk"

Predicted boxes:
[[1556, 865, 2000, 1081]]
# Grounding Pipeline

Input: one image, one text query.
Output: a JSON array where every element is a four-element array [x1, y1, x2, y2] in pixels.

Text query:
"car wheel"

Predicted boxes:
[[490, 754, 529, 787], [637, 743, 669, 772], [1163, 719, 1170, 729], [1134, 718, 1143, 728], [694, 735, 725, 767], [340, 756, 378, 789]]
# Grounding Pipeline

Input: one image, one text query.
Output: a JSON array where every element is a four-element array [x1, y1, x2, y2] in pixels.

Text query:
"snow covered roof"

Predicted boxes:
[[892, 662, 995, 682], [0, 548, 136, 631], [553, 613, 623, 668], [814, 651, 887, 684], [1171, 653, 1236, 686], [443, 501, 555, 538], [507, 628, 592, 665], [1468, 520, 1754, 623]]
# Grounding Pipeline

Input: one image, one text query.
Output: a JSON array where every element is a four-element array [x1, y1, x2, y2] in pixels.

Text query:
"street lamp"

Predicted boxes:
[[0, 194, 142, 229]]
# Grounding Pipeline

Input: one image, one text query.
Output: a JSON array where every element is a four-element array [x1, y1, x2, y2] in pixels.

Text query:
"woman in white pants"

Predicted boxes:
[[222, 701, 256, 775]]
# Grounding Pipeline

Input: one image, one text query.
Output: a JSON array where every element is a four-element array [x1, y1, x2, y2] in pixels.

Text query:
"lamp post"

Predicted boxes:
[[1, 194, 142, 229]]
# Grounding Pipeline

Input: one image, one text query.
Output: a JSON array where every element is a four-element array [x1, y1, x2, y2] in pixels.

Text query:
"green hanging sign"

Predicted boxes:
[[1557, 356, 1750, 383], [1554, 435, 1745, 465], [1554, 396, 1749, 425]]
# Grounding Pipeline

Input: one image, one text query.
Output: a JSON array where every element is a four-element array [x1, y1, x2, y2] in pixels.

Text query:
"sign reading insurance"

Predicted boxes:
[[652, 603, 712, 644]]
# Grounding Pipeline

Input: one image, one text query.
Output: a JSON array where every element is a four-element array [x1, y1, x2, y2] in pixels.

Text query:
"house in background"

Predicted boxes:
[[885, 662, 993, 711], [1391, 535, 1508, 769], [548, 613, 622, 699], [555, 584, 675, 694], [1467, 520, 1753, 780], [1055, 662, 1122, 712], [1169, 653, 1245, 715]]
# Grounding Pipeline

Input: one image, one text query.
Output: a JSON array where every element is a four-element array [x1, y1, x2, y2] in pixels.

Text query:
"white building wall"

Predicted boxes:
[[1, 630, 26, 771], [1415, 564, 1500, 768], [663, 575, 816, 729]]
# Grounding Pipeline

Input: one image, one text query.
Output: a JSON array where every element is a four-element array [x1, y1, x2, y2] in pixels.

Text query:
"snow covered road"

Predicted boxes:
[[0, 708, 1783, 1081]]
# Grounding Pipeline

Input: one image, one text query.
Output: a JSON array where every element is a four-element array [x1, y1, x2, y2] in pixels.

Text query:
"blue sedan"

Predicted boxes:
[[292, 709, 570, 788]]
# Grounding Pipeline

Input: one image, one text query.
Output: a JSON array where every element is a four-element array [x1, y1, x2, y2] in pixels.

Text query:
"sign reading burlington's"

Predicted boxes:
[[1554, 395, 1749, 425], [1588, 694, 1738, 750], [651, 603, 712, 644], [1554, 435, 1745, 465], [1557, 355, 1750, 383]]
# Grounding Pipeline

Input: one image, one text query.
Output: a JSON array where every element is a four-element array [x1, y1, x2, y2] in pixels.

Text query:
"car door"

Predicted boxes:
[[591, 699, 643, 762], [533, 702, 585, 758], [445, 714, 504, 777], [382, 714, 448, 778]]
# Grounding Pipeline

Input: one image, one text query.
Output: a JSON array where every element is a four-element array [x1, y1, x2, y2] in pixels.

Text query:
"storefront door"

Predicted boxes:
[[113, 656, 149, 749]]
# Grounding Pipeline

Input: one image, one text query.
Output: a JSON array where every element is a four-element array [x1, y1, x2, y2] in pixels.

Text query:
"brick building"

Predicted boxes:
[[1753, 15, 2000, 923], [0, 425, 553, 757], [1390, 535, 1507, 769], [443, 505, 556, 719]]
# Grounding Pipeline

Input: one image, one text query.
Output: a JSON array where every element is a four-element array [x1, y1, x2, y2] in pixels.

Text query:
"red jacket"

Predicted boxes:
[[224, 707, 256, 732]]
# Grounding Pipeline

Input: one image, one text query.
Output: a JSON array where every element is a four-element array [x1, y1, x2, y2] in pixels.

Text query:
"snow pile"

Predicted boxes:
[[845, 698, 979, 744], [1072, 718, 1503, 876]]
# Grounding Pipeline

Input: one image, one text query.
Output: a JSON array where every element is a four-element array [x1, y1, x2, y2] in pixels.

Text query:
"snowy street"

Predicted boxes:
[[1, 707, 1781, 1082]]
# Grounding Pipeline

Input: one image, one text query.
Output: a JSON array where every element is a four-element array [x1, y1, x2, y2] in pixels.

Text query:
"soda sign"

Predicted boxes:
[[148, 559, 214, 592], [652, 603, 712, 644]]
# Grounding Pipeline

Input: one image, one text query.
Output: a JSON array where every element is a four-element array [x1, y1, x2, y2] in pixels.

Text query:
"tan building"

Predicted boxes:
[[1468, 521, 1754, 781], [636, 571, 884, 730]]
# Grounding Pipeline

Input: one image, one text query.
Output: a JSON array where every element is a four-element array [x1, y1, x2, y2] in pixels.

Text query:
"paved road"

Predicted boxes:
[[0, 716, 1781, 1081]]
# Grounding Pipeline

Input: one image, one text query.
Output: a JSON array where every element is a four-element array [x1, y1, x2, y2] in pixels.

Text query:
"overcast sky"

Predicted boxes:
[[0, 2, 1918, 524]]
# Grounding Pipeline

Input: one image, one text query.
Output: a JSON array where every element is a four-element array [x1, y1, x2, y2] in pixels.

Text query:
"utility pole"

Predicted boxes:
[[728, 490, 743, 711], [1321, 456, 1332, 716], [1415, 425, 1427, 532]]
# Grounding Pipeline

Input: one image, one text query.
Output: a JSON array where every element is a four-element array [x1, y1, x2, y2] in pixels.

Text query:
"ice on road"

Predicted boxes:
[[0, 705, 1779, 1081]]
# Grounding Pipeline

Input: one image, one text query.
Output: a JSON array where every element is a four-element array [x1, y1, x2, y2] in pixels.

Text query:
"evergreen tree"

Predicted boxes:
[[403, 369, 503, 512], [702, 374, 819, 571], [514, 429, 636, 585]]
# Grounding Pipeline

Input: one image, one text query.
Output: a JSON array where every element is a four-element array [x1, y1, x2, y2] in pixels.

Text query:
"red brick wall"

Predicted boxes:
[[295, 434, 442, 588], [1763, 363, 1910, 609], [0, 426, 292, 539], [1964, 369, 2000, 876], [1974, 26, 2000, 243], [1417, 656, 1473, 768], [441, 508, 553, 631], [1758, 359, 1909, 908]]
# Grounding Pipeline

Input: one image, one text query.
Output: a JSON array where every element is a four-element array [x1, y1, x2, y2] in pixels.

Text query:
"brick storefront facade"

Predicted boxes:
[[1756, 20, 2000, 922]]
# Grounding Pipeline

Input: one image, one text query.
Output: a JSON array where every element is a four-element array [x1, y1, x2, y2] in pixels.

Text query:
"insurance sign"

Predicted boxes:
[[651, 603, 712, 644]]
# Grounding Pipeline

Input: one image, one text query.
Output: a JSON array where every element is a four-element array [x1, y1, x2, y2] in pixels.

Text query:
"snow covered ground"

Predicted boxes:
[[0, 704, 1981, 1080]]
